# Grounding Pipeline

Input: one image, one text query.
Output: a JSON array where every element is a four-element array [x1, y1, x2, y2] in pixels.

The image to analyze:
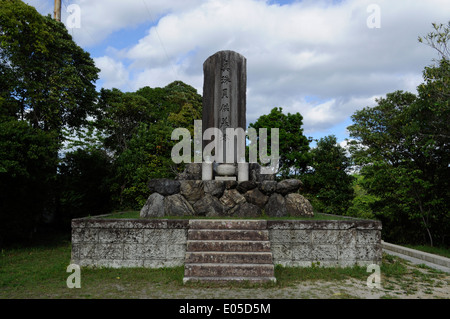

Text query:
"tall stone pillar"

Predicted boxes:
[[202, 50, 247, 181]]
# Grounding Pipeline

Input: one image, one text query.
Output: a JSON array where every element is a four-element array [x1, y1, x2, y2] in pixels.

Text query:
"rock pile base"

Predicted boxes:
[[140, 178, 314, 218]]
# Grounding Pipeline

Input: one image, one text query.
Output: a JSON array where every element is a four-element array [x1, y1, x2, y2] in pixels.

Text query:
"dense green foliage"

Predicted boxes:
[[0, 0, 98, 246], [302, 135, 355, 215], [347, 59, 450, 246], [0, 0, 99, 134], [347, 175, 378, 220], [249, 107, 310, 177], [0, 120, 59, 244], [96, 82, 202, 209], [57, 149, 113, 226]]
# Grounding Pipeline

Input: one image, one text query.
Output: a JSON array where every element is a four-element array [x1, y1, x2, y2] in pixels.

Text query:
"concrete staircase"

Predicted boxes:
[[183, 220, 276, 283]]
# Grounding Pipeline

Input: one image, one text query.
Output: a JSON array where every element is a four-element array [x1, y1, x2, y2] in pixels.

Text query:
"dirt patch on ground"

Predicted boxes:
[[2, 254, 448, 299], [134, 262, 449, 299]]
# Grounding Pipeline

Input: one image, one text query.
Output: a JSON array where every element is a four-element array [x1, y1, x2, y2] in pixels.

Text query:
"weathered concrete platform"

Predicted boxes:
[[71, 217, 382, 270]]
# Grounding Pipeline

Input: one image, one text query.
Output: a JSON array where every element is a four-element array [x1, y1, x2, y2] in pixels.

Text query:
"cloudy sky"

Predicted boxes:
[[26, 0, 449, 144]]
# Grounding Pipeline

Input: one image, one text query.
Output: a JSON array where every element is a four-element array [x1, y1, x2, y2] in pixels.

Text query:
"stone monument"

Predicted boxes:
[[202, 50, 248, 182], [140, 50, 314, 218]]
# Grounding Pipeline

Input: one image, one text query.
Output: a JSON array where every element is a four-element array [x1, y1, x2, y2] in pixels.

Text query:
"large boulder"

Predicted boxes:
[[203, 180, 225, 198], [180, 180, 204, 204], [265, 193, 287, 217], [140, 193, 165, 218], [285, 193, 314, 217], [244, 188, 268, 209], [220, 189, 246, 212], [259, 180, 278, 195], [147, 179, 180, 196], [193, 194, 224, 216], [236, 181, 257, 194], [233, 202, 262, 218], [164, 194, 194, 216], [276, 179, 303, 196]]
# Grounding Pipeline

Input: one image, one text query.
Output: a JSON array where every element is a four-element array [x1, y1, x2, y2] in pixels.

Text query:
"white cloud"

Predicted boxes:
[[64, 0, 207, 47], [93, 56, 130, 90], [26, 0, 450, 137]]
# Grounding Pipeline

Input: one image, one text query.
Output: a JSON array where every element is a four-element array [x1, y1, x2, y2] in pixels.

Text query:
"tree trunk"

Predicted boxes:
[[421, 214, 433, 247]]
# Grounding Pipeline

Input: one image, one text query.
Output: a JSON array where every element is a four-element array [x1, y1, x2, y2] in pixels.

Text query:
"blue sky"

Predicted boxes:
[[26, 0, 450, 147]]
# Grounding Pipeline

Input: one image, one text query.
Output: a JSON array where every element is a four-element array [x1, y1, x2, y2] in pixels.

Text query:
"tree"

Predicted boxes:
[[348, 88, 449, 246], [57, 149, 113, 227], [347, 22, 450, 246], [418, 21, 450, 60], [0, 0, 99, 136], [249, 107, 310, 178], [347, 175, 379, 220], [302, 135, 355, 215], [0, 0, 100, 244], [112, 122, 176, 208], [96, 88, 154, 154], [96, 81, 203, 208], [0, 120, 58, 246]]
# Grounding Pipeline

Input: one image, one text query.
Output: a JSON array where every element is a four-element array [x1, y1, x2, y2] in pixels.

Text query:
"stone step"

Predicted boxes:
[[184, 219, 275, 283], [188, 229, 269, 241], [186, 240, 272, 252], [183, 276, 276, 284], [184, 263, 275, 278], [189, 219, 267, 230], [185, 251, 273, 264]]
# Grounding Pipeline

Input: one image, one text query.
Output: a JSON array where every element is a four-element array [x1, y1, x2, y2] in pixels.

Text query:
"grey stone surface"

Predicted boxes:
[[202, 161, 213, 181], [233, 202, 262, 218], [259, 180, 277, 195], [244, 188, 268, 209], [142, 177, 314, 218], [285, 193, 314, 217], [237, 162, 249, 182], [71, 218, 189, 269], [215, 176, 237, 181], [382, 241, 450, 269], [203, 180, 225, 197], [140, 193, 165, 218], [265, 193, 287, 217], [202, 50, 247, 162], [236, 180, 257, 193], [180, 180, 204, 204], [71, 218, 382, 269], [147, 179, 180, 196], [215, 164, 236, 176], [164, 194, 195, 216], [276, 179, 303, 196], [193, 194, 224, 217], [220, 189, 246, 212]]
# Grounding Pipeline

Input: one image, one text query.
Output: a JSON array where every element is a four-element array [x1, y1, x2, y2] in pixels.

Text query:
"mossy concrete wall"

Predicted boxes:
[[71, 218, 381, 268], [71, 219, 189, 268], [267, 220, 382, 267]]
